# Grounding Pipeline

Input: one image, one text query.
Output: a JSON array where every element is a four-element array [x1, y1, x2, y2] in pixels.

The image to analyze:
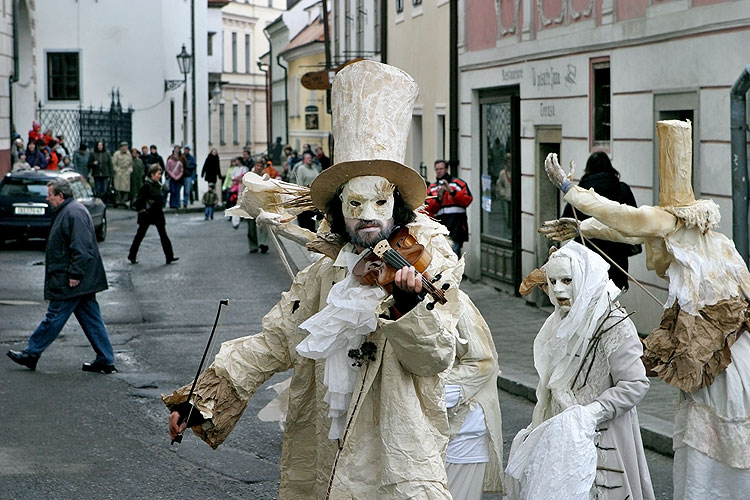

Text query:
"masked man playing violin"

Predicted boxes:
[[163, 60, 503, 500]]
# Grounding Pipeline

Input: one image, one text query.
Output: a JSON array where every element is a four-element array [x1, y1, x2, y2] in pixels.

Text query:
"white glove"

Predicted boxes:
[[256, 209, 282, 228], [544, 153, 575, 192], [582, 401, 609, 426], [538, 217, 579, 242]]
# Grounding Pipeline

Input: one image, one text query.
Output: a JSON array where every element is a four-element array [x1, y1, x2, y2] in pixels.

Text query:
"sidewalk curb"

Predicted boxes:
[[275, 235, 675, 458]]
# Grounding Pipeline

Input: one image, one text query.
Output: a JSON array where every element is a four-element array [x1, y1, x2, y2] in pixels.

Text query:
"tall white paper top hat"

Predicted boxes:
[[310, 60, 427, 211], [657, 120, 695, 207]]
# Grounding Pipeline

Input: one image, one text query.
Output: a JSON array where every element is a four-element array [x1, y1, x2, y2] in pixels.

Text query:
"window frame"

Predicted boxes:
[[231, 32, 238, 73], [219, 102, 226, 145], [207, 32, 215, 56], [589, 57, 611, 151], [46, 51, 81, 102], [245, 103, 252, 146], [232, 103, 239, 145], [245, 33, 251, 74]]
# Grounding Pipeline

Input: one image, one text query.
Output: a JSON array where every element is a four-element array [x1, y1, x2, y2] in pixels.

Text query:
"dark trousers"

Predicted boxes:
[[128, 221, 174, 261], [25, 293, 114, 365]]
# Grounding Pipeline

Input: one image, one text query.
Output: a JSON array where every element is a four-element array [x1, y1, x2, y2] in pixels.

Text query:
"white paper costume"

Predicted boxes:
[[543, 120, 750, 499], [506, 242, 654, 500], [444, 291, 505, 499], [162, 60, 496, 500]]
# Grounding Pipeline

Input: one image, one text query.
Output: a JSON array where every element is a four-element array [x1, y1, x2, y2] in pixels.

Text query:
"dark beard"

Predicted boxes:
[[346, 220, 391, 249]]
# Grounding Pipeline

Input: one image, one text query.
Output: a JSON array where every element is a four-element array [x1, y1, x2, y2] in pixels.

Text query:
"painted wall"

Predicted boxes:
[[208, 0, 284, 165], [30, 0, 208, 168], [283, 44, 332, 154], [387, 0, 450, 180], [460, 0, 750, 331]]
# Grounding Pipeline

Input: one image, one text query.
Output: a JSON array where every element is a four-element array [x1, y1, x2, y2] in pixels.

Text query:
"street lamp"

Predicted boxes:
[[176, 44, 192, 147]]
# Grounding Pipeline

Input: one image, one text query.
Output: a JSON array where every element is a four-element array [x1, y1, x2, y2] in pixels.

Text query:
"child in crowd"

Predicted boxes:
[[202, 183, 218, 220], [12, 153, 32, 171]]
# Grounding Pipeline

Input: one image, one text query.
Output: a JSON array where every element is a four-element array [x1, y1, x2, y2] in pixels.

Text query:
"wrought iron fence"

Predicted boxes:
[[37, 92, 133, 152]]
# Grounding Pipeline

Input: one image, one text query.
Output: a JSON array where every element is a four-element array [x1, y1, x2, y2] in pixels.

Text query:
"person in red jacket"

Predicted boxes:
[[425, 159, 473, 255]]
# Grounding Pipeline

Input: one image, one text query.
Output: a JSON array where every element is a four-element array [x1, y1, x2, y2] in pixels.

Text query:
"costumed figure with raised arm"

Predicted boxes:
[[542, 120, 750, 499]]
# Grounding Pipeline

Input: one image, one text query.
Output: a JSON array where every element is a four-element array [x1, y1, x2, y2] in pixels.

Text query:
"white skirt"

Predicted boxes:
[[673, 333, 750, 498]]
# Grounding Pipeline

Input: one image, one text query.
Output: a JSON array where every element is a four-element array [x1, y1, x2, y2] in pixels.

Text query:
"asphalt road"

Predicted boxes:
[[0, 208, 673, 499]]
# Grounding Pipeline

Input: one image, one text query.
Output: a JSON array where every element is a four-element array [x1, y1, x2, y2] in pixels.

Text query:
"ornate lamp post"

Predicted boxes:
[[175, 44, 193, 147]]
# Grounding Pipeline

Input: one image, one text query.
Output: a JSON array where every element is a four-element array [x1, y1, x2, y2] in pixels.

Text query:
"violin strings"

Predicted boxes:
[[382, 249, 440, 294]]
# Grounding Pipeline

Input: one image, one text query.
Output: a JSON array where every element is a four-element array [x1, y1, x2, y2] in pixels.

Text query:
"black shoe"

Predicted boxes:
[[249, 248, 259, 254], [166, 257, 179, 264], [128, 256, 138, 264], [260, 245, 269, 254], [7, 350, 39, 371], [82, 361, 117, 374]]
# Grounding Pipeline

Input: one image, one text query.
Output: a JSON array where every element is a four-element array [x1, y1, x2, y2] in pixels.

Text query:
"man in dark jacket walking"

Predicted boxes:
[[7, 178, 116, 373]]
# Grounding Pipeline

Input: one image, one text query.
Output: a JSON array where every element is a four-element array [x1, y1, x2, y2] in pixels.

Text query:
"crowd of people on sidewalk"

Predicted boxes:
[[9, 122, 206, 211]]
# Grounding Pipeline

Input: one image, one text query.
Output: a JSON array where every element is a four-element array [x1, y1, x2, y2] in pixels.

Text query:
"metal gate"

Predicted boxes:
[[37, 91, 133, 152]]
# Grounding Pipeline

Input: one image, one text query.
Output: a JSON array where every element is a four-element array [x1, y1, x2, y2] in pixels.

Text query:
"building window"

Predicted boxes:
[[245, 104, 252, 145], [591, 60, 611, 146], [356, 0, 364, 51], [233, 103, 239, 145], [219, 103, 226, 145], [208, 106, 213, 145], [207, 32, 215, 56], [231, 32, 237, 72], [170, 99, 175, 145], [47, 52, 80, 101], [345, 0, 351, 55], [413, 0, 421, 5], [374, 0, 381, 52], [305, 105, 319, 130], [334, 0, 340, 59], [396, 0, 403, 13], [245, 34, 251, 73]]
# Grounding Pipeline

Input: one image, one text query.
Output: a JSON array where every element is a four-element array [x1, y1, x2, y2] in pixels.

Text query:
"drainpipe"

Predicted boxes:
[[380, 0, 387, 64], [263, 27, 273, 152], [277, 54, 289, 146], [730, 64, 750, 263], [448, 0, 459, 177]]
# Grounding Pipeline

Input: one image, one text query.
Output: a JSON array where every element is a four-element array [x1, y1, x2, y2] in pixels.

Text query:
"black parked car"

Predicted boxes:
[[0, 169, 107, 243]]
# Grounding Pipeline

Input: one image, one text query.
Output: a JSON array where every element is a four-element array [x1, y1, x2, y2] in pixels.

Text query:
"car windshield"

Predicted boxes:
[[0, 179, 49, 198]]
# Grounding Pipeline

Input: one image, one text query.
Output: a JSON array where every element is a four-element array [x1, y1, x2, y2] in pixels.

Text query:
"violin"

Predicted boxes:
[[352, 226, 450, 310]]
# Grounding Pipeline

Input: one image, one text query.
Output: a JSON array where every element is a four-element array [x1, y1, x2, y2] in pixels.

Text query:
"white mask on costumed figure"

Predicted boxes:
[[545, 254, 574, 316], [340, 176, 395, 221]]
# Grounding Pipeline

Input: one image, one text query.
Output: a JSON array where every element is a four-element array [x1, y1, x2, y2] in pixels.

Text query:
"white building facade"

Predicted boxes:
[[207, 0, 285, 164], [13, 0, 208, 177]]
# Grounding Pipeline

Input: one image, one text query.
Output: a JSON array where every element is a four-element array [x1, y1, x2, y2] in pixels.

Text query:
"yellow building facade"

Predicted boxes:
[[279, 17, 332, 157], [387, 0, 450, 182]]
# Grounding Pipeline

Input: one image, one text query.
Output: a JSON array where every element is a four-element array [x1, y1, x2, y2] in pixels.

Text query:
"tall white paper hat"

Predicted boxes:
[[310, 60, 427, 211], [657, 120, 695, 207]]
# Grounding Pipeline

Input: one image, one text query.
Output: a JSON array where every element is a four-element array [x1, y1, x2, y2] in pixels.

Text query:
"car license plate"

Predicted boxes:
[[15, 206, 45, 215]]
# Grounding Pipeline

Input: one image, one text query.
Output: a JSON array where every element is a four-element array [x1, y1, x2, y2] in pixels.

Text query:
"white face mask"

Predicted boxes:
[[340, 176, 395, 221], [546, 255, 574, 315]]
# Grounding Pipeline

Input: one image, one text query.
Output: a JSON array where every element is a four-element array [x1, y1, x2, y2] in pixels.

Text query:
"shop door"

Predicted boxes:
[[479, 89, 520, 290]]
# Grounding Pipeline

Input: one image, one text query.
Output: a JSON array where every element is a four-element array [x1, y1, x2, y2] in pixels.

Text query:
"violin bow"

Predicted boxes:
[[171, 298, 229, 445]]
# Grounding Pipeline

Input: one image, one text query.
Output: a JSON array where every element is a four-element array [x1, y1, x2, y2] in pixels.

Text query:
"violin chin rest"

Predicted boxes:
[[442, 283, 450, 290]]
